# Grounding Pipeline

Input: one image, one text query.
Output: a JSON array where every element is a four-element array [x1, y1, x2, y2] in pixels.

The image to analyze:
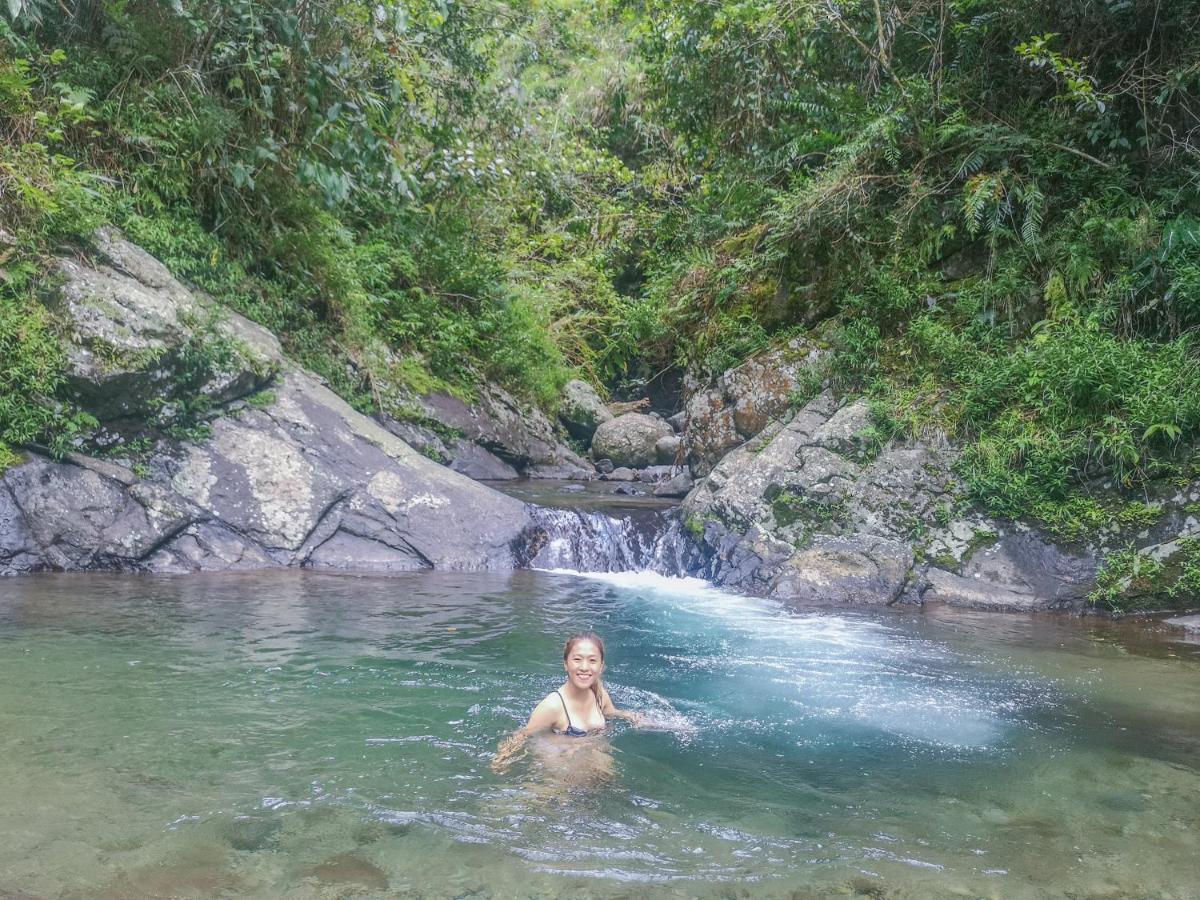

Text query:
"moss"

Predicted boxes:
[[0, 444, 24, 472], [419, 443, 448, 464], [386, 401, 465, 444], [1029, 496, 1163, 543], [931, 552, 959, 571], [963, 528, 999, 560], [768, 488, 847, 531]]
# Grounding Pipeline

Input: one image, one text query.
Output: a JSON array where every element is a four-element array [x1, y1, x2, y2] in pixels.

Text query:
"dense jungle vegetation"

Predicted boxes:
[[3, 1, 1200, 585]]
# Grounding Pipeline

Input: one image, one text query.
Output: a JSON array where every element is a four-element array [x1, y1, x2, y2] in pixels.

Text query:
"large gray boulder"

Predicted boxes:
[[558, 379, 613, 442], [0, 235, 536, 575], [0, 370, 534, 574], [682, 390, 1101, 609], [591, 414, 673, 469]]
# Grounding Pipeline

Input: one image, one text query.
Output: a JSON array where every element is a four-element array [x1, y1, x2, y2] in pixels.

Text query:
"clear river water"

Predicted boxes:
[[1, 568, 1198, 899]]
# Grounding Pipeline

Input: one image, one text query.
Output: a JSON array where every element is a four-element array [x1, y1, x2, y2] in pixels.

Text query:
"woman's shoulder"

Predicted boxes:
[[525, 689, 567, 729]]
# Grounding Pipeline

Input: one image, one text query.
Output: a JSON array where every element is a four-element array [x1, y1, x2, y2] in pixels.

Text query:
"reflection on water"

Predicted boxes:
[[0, 570, 1198, 898]]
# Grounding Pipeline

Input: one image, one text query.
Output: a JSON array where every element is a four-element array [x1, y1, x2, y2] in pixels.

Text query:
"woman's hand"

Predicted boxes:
[[613, 709, 648, 728], [490, 729, 528, 774]]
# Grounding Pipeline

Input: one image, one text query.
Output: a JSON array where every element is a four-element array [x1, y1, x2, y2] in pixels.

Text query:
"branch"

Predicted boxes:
[[1045, 140, 1113, 170], [822, 0, 911, 102]]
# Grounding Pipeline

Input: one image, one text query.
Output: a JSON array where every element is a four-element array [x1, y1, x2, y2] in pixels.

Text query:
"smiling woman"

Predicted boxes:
[[491, 631, 645, 773]]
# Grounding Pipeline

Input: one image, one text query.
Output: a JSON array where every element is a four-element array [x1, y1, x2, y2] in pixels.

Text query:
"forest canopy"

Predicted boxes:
[[3, 0, 1200, 537]]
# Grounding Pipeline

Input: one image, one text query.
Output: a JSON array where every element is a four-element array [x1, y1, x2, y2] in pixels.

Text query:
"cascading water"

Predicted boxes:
[[520, 504, 703, 575]]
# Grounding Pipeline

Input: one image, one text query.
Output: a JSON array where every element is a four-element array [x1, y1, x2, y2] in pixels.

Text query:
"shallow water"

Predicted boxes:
[[1, 570, 1198, 899]]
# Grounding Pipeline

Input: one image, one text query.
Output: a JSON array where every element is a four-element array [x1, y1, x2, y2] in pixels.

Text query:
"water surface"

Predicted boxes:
[[1, 571, 1198, 898]]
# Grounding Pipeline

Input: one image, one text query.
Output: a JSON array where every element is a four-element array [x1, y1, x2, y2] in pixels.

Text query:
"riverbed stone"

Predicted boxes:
[[448, 442, 521, 481], [679, 383, 1113, 609], [637, 465, 679, 483], [656, 434, 683, 465], [591, 413, 673, 468], [772, 535, 912, 605], [683, 341, 825, 474], [0, 482, 39, 573], [380, 377, 592, 480], [1, 370, 535, 574], [653, 471, 694, 498]]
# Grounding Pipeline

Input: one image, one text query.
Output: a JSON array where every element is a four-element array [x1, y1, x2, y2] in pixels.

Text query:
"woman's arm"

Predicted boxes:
[[599, 686, 645, 726], [490, 694, 562, 773]]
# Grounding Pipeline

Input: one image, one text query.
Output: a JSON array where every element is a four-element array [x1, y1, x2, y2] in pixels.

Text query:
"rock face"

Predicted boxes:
[[682, 341, 824, 475], [53, 228, 278, 424], [380, 382, 593, 480], [591, 414, 673, 469], [558, 379, 613, 441], [2, 375, 533, 575], [681, 390, 1099, 610], [0, 235, 535, 575]]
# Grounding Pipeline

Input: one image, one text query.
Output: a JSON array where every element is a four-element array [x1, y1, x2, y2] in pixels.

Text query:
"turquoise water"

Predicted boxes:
[[1, 570, 1198, 898]]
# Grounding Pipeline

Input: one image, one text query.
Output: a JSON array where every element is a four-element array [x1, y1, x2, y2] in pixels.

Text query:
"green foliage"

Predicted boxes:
[[0, 288, 95, 461], [1089, 548, 1165, 612], [4, 0, 1200, 572], [1090, 537, 1200, 613]]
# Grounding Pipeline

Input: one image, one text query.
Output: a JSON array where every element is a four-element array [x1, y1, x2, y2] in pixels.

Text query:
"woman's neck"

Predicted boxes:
[[561, 681, 594, 702]]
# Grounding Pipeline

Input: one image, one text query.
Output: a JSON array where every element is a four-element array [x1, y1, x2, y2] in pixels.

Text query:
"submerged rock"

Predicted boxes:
[[922, 568, 1043, 611], [1163, 614, 1200, 632]]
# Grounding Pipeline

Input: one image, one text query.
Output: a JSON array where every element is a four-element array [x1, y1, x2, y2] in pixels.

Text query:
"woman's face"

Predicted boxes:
[[563, 640, 604, 690]]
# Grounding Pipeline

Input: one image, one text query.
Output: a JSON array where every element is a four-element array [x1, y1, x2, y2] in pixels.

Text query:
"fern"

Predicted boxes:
[[1020, 181, 1045, 247]]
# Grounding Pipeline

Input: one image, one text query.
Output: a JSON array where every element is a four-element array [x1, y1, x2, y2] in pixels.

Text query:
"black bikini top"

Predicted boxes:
[[554, 689, 603, 737]]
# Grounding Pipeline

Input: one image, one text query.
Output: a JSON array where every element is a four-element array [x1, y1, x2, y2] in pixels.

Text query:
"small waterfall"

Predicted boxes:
[[519, 506, 702, 576]]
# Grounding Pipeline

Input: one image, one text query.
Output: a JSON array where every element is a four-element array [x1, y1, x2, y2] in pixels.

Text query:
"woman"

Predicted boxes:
[[491, 631, 643, 773]]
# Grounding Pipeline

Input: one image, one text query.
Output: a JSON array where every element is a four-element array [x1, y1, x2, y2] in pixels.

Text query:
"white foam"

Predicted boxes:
[[536, 568, 728, 598], [537, 567, 1021, 751]]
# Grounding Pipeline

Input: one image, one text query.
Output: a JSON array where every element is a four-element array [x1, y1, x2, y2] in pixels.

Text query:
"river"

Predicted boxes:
[[1, 566, 1197, 898]]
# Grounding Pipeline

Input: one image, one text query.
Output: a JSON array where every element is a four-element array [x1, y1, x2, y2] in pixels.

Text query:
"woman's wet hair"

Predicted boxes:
[[563, 631, 605, 704]]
